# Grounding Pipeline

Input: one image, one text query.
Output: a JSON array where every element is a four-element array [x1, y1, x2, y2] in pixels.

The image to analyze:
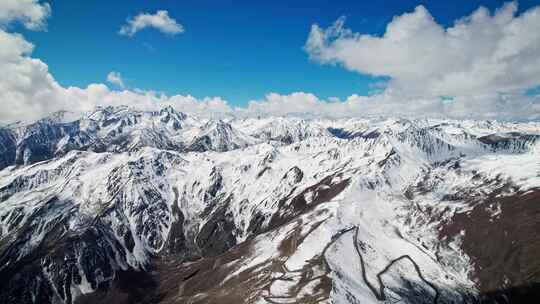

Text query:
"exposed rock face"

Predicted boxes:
[[1, 107, 539, 303], [0, 128, 16, 171], [441, 189, 540, 303]]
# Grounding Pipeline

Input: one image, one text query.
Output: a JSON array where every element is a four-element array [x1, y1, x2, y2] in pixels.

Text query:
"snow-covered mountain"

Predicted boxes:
[[0, 106, 539, 304]]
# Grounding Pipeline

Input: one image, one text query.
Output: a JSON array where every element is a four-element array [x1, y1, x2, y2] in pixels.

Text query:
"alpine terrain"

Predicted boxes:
[[0, 106, 539, 304]]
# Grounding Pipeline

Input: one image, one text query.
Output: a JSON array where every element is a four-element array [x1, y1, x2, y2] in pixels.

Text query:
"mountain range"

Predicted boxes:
[[0, 106, 539, 304]]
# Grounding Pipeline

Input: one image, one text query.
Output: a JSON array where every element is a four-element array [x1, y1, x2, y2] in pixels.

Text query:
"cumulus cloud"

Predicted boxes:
[[306, 2, 540, 98], [0, 37, 232, 123], [244, 92, 324, 116], [119, 10, 184, 37], [0, 3, 229, 123], [243, 91, 540, 121], [0, 30, 66, 123], [62, 85, 232, 117], [0, 0, 50, 30], [0, 12, 227, 122], [106, 71, 125, 88]]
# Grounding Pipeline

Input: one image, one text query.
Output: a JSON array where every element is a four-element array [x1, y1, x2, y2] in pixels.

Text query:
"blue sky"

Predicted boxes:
[[15, 0, 539, 107]]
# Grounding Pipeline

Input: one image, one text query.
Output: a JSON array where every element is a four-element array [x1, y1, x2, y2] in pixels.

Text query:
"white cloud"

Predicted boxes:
[[0, 30, 231, 122], [0, 13, 226, 123], [242, 91, 540, 121], [0, 5, 227, 123], [0, 0, 50, 30], [61, 85, 232, 117], [244, 92, 324, 116], [0, 29, 66, 123], [119, 10, 184, 37], [107, 71, 125, 88], [0, 40, 232, 123], [306, 2, 540, 98]]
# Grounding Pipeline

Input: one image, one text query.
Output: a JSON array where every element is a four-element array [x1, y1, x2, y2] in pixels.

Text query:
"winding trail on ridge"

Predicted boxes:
[[327, 226, 440, 303], [261, 223, 440, 303]]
